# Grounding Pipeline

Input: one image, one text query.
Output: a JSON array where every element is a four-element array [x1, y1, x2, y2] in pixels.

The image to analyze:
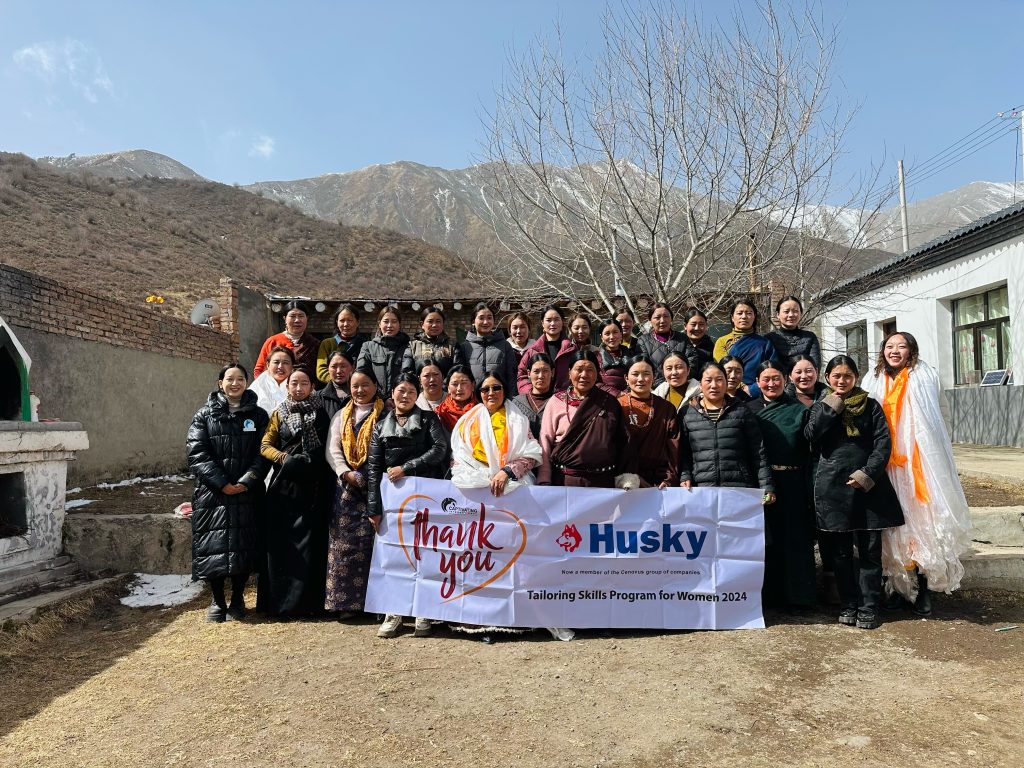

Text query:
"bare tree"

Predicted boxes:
[[477, 1, 869, 318]]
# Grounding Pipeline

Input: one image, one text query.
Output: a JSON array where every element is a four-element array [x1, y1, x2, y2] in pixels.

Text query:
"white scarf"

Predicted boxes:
[[450, 403, 542, 491], [863, 361, 972, 598], [249, 371, 288, 415]]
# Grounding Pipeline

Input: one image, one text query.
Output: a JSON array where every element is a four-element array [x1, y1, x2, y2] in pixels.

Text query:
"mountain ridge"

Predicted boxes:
[[3, 152, 479, 320]]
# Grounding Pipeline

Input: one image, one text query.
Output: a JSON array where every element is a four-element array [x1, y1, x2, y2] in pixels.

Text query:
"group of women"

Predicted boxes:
[[186, 294, 970, 636]]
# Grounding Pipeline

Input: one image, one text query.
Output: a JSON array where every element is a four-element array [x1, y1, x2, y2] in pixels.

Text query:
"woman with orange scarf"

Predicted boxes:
[[324, 368, 386, 618], [434, 364, 477, 434], [863, 332, 972, 616]]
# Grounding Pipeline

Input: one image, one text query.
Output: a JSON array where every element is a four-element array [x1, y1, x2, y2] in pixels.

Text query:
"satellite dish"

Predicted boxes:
[[190, 298, 221, 326]]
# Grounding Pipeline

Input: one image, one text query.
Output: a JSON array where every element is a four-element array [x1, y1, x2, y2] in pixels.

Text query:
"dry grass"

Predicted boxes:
[[0, 578, 130, 661]]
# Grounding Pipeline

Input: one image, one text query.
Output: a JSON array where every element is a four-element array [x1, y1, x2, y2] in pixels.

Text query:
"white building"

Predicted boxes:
[[815, 201, 1024, 446]]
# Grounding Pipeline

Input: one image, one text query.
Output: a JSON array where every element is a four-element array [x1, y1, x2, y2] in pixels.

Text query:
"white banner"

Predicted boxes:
[[365, 478, 765, 630]]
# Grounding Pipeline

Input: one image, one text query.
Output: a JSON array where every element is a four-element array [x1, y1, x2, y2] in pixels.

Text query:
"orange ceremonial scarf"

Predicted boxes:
[[882, 368, 929, 503]]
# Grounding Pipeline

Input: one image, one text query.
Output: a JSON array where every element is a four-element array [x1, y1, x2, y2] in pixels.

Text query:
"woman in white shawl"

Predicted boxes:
[[249, 345, 294, 415], [449, 371, 573, 642], [451, 371, 542, 494], [862, 331, 972, 616]]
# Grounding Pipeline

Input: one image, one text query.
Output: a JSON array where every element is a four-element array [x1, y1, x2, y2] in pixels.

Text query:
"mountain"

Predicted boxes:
[[37, 150, 206, 181], [873, 181, 1019, 252], [785, 181, 1021, 253], [43, 149, 1023, 260], [246, 161, 508, 261], [0, 153, 478, 320]]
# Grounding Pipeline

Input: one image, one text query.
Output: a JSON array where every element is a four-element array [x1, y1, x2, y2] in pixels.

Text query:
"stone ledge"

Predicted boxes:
[[0, 423, 89, 453], [64, 513, 191, 575], [962, 545, 1024, 592], [0, 576, 124, 625], [970, 507, 1024, 547]]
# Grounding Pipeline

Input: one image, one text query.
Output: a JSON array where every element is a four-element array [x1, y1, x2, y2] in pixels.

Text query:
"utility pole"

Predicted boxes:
[[898, 159, 910, 253], [610, 227, 623, 297], [746, 232, 757, 292], [997, 109, 1024, 203]]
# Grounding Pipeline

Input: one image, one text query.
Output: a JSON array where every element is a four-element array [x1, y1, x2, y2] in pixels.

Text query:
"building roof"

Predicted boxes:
[[815, 198, 1024, 308]]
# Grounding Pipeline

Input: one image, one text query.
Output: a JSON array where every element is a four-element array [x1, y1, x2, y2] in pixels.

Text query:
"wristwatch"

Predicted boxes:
[[501, 466, 516, 481]]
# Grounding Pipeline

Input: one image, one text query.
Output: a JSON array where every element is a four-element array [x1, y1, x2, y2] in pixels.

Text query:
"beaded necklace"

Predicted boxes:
[[625, 393, 652, 428]]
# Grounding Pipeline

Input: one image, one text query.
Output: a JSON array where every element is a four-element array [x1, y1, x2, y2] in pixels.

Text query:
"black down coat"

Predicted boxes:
[[803, 393, 905, 532], [186, 390, 269, 580], [366, 406, 450, 518], [766, 328, 822, 371], [456, 331, 518, 391], [637, 331, 694, 386], [679, 397, 774, 492], [356, 331, 411, 394]]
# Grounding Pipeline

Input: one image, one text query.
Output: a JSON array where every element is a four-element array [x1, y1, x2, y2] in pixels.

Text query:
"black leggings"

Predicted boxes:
[[206, 574, 249, 608], [830, 530, 882, 611]]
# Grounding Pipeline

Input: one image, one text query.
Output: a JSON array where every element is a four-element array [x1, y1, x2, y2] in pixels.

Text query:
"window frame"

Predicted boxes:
[[952, 286, 1010, 386], [842, 321, 868, 378]]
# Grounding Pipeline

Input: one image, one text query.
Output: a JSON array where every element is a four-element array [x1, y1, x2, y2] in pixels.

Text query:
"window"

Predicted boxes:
[[843, 322, 868, 377], [953, 285, 1011, 385], [882, 319, 897, 338]]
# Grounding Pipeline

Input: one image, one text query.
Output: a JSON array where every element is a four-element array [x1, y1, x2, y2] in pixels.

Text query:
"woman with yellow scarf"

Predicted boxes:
[[863, 332, 972, 616], [324, 368, 386, 619]]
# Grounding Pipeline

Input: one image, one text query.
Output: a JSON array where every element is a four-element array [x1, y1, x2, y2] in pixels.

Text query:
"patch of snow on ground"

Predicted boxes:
[[95, 474, 190, 489], [120, 574, 203, 608], [66, 487, 82, 495], [65, 499, 96, 510]]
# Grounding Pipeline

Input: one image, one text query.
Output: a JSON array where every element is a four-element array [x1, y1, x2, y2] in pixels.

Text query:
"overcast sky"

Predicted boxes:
[[2, 1, 1022, 206]]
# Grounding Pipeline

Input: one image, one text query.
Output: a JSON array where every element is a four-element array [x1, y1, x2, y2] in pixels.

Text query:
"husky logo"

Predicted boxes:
[[556, 523, 583, 553]]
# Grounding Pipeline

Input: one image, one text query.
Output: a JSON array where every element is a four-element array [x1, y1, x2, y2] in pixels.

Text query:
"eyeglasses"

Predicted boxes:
[[480, 385, 504, 393]]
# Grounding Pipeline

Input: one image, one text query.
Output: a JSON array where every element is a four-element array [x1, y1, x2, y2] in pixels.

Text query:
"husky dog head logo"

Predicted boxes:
[[556, 524, 583, 553]]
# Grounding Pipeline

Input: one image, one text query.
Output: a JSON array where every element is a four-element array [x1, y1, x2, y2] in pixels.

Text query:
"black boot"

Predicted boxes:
[[913, 572, 933, 617], [226, 574, 248, 621], [206, 577, 227, 623]]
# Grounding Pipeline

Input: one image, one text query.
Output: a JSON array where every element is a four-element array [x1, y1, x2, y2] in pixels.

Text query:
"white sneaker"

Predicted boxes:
[[377, 614, 403, 638], [413, 617, 432, 637], [546, 627, 575, 642]]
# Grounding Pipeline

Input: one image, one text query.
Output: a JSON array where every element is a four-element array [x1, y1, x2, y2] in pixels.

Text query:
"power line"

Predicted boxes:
[[904, 124, 1017, 192], [860, 105, 1024, 210]]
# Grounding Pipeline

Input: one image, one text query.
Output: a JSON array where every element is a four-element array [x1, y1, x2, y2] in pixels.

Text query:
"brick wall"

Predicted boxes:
[[0, 264, 237, 364]]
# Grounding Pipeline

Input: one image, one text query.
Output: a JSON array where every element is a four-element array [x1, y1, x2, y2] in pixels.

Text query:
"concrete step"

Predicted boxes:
[[0, 576, 123, 625], [962, 544, 1024, 592], [63, 513, 191, 575], [970, 506, 1024, 547], [0, 555, 83, 607]]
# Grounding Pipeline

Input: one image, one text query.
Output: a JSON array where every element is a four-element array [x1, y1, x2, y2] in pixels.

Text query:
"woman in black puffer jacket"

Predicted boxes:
[[678, 361, 774, 497], [455, 302, 518, 389], [186, 364, 269, 622], [356, 305, 411, 394], [366, 372, 449, 638], [765, 296, 822, 372], [366, 373, 450, 522]]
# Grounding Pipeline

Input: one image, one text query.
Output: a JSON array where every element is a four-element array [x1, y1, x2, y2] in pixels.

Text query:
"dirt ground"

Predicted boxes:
[[958, 476, 1024, 507], [67, 474, 1024, 517], [0, 582, 1022, 768], [65, 476, 192, 516]]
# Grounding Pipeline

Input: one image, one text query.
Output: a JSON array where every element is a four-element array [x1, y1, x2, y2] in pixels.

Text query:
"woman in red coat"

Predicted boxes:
[[253, 301, 320, 378]]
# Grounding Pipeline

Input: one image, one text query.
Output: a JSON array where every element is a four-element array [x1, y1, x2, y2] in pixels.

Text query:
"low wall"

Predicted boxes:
[[947, 386, 1024, 448], [15, 327, 220, 483], [1, 264, 238, 484]]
